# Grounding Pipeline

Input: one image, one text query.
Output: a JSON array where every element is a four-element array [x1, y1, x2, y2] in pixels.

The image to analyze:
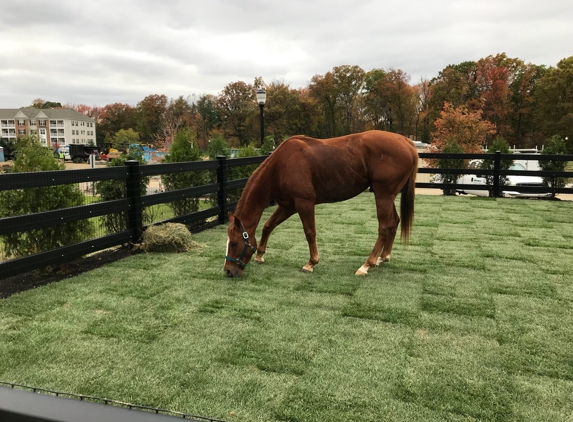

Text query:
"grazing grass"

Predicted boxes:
[[1, 193, 573, 421]]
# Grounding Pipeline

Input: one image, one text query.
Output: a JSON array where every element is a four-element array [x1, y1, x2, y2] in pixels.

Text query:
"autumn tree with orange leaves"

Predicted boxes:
[[432, 102, 496, 153]]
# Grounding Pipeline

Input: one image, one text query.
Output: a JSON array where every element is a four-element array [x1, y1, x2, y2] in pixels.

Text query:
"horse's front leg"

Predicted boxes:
[[255, 206, 295, 263], [295, 199, 319, 273]]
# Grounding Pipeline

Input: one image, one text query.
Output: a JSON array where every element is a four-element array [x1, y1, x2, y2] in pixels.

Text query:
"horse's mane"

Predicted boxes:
[[233, 135, 318, 216]]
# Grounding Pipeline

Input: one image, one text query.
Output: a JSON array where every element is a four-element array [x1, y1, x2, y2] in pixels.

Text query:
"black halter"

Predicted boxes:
[[225, 225, 256, 268]]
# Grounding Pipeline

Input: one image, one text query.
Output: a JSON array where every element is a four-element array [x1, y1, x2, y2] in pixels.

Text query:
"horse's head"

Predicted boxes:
[[224, 213, 257, 277]]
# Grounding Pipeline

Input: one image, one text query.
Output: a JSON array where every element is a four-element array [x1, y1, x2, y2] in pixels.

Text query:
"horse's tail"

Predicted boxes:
[[400, 152, 418, 243]]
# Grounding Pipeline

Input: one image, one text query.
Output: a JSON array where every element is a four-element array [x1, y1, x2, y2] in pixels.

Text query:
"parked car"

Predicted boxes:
[[456, 160, 551, 198]]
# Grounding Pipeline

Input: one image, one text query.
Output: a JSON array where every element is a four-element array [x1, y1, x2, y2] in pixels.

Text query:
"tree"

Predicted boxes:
[[414, 77, 432, 142], [510, 63, 546, 146], [379, 69, 417, 136], [263, 81, 305, 143], [216, 81, 256, 146], [97, 103, 138, 147], [534, 57, 573, 146], [0, 136, 93, 257], [190, 94, 221, 149], [474, 54, 529, 141], [137, 94, 168, 147], [332, 65, 366, 134], [432, 102, 496, 153], [113, 128, 140, 150], [309, 72, 338, 137], [363, 68, 388, 131], [207, 133, 229, 160], [156, 96, 192, 150], [428, 61, 479, 126], [161, 128, 207, 217], [538, 135, 568, 198]]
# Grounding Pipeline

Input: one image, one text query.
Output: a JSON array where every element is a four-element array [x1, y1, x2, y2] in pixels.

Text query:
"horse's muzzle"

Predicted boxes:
[[224, 267, 244, 278]]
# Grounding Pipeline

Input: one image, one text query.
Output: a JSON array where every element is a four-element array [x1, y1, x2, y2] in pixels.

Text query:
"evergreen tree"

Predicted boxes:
[[0, 136, 93, 258], [161, 129, 207, 217]]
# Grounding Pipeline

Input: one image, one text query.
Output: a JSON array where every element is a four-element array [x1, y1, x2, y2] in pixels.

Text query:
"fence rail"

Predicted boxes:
[[418, 152, 573, 196], [1, 152, 573, 281], [0, 155, 266, 281]]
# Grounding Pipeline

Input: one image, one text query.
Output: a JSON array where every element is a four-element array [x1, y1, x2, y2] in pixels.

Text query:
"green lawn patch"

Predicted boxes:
[[1, 194, 573, 421]]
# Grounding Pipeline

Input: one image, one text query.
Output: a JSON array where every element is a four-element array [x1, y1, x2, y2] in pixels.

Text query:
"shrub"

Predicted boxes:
[[481, 135, 513, 187], [0, 136, 94, 258], [436, 140, 466, 196], [95, 151, 152, 234], [539, 135, 568, 198], [161, 129, 208, 217], [260, 135, 276, 156]]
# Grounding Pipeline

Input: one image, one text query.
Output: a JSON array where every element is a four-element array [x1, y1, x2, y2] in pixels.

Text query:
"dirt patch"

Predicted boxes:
[[0, 246, 132, 299]]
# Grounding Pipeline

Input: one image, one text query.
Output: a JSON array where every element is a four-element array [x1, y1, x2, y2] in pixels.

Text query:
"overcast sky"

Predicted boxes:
[[1, 0, 571, 108]]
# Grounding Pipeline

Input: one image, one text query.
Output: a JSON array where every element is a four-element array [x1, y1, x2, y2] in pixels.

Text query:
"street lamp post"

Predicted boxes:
[[256, 88, 266, 146]]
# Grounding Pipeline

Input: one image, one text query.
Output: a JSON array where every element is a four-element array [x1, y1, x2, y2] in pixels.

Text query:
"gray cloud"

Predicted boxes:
[[1, 0, 571, 107]]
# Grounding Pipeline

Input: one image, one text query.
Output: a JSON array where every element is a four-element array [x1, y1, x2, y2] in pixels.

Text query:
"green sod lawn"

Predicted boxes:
[[1, 193, 572, 421]]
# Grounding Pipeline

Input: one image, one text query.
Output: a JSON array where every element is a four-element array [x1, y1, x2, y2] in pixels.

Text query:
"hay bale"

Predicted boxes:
[[134, 223, 200, 253]]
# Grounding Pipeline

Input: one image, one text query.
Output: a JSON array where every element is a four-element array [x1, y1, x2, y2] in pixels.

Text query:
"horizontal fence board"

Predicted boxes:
[[0, 167, 126, 191], [225, 156, 267, 168], [155, 206, 219, 227], [141, 184, 218, 208], [0, 199, 129, 236], [0, 232, 132, 279], [139, 160, 218, 177], [226, 178, 249, 191]]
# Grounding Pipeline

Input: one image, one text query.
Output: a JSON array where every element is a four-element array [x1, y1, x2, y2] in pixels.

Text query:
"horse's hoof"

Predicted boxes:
[[302, 265, 314, 273], [355, 265, 369, 276], [376, 256, 390, 266], [254, 256, 265, 264]]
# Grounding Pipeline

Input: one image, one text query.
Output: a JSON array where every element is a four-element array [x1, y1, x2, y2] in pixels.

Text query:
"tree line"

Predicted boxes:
[[32, 53, 573, 153]]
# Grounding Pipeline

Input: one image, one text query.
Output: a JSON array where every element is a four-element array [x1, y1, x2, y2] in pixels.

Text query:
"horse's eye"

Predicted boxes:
[[231, 241, 238, 247]]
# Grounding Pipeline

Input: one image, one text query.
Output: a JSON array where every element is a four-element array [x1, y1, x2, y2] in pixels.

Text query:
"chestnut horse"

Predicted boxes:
[[224, 130, 418, 277]]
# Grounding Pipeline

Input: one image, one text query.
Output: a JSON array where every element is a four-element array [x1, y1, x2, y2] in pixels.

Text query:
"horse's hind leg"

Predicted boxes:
[[355, 195, 399, 276], [255, 206, 295, 263]]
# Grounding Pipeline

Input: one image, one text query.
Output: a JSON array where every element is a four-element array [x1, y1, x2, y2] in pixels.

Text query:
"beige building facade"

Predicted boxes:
[[0, 107, 96, 148]]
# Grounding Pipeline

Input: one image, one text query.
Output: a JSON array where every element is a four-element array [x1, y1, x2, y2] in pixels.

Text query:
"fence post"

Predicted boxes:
[[125, 160, 143, 245], [493, 151, 501, 198], [217, 155, 228, 225]]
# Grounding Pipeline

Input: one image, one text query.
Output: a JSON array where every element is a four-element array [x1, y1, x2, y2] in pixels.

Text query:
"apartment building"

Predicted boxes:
[[0, 107, 96, 148]]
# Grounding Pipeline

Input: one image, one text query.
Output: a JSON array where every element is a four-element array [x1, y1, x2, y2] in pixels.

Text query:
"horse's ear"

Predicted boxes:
[[228, 213, 242, 228]]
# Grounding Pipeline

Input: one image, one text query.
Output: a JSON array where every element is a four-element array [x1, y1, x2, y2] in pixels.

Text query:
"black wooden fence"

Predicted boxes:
[[1, 152, 572, 282], [0, 155, 266, 281], [418, 152, 573, 197]]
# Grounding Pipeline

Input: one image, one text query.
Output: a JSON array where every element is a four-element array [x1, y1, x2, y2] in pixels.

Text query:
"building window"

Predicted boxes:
[[30, 120, 36, 126], [39, 129, 46, 135], [19, 129, 26, 135], [39, 120, 46, 126], [18, 120, 25, 126]]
